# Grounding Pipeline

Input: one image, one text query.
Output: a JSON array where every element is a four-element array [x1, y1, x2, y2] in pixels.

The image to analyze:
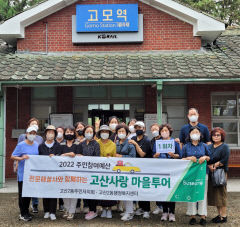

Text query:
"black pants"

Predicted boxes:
[[18, 181, 31, 216], [76, 199, 89, 208], [59, 198, 64, 206], [87, 199, 97, 212], [161, 202, 175, 214], [139, 201, 150, 212], [43, 198, 57, 214]]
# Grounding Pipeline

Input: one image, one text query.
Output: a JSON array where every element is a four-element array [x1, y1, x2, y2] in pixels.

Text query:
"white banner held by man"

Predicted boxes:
[[23, 156, 206, 202]]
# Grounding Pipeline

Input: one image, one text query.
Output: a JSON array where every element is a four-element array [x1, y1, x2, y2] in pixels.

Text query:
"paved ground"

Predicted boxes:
[[0, 192, 239, 227]]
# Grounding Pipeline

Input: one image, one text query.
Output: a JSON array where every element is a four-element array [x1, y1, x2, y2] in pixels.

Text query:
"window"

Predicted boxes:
[[211, 92, 240, 146], [31, 87, 56, 131]]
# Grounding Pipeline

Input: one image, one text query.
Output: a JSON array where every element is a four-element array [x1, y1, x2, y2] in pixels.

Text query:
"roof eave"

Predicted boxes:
[[0, 0, 78, 43], [140, 0, 225, 42]]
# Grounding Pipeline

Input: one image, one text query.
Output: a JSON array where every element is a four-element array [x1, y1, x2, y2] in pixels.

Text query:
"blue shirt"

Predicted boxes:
[[12, 141, 39, 181], [152, 138, 181, 159], [179, 123, 210, 144], [18, 134, 43, 145], [116, 138, 136, 158], [182, 142, 211, 159]]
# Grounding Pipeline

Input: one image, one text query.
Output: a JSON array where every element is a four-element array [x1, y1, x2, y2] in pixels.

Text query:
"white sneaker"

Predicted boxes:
[[153, 206, 163, 215], [106, 209, 112, 219], [121, 213, 133, 221], [120, 212, 126, 217], [50, 213, 56, 221], [169, 213, 176, 222], [44, 212, 50, 219], [143, 212, 150, 219], [101, 209, 107, 218], [161, 212, 168, 221], [135, 208, 144, 216]]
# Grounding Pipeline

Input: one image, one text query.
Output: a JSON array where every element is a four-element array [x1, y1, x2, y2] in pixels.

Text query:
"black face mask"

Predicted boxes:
[[136, 130, 144, 136], [64, 134, 75, 141], [77, 130, 84, 136]]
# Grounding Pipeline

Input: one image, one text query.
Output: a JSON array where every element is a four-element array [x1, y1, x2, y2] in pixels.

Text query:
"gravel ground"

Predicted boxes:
[[0, 193, 239, 227]]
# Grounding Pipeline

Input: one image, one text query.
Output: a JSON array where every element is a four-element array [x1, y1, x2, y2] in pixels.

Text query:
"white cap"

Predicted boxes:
[[134, 121, 145, 128], [26, 126, 38, 133]]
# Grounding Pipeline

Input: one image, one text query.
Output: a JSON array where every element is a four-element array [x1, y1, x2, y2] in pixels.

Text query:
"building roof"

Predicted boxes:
[[0, 29, 240, 83], [0, 0, 225, 45]]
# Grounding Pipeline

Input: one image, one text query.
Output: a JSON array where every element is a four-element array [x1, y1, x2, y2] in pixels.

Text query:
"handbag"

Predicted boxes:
[[211, 167, 227, 187]]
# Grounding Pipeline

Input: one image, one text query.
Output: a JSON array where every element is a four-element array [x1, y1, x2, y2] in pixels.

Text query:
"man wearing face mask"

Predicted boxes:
[[129, 121, 152, 219], [179, 108, 210, 149]]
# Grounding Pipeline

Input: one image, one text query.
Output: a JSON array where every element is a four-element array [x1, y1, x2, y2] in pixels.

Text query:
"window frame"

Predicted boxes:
[[211, 91, 240, 147]]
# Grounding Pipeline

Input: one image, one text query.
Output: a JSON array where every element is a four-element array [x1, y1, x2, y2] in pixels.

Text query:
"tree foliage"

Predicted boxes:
[[179, 0, 240, 26], [0, 0, 42, 22]]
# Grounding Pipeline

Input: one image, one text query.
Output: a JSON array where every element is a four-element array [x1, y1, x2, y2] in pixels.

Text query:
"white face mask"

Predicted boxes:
[[161, 132, 170, 139], [189, 115, 198, 123], [101, 132, 109, 140], [27, 134, 36, 142], [190, 133, 200, 141], [57, 132, 63, 139], [109, 123, 117, 131], [85, 133, 93, 140], [152, 130, 159, 138], [46, 133, 55, 141], [129, 125, 135, 133], [118, 133, 126, 140]]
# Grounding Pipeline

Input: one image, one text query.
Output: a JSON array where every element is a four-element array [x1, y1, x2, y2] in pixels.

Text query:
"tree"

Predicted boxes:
[[179, 0, 240, 26], [0, 0, 42, 22]]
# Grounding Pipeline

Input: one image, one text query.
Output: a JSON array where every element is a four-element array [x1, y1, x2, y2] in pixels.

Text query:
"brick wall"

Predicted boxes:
[[17, 0, 201, 52]]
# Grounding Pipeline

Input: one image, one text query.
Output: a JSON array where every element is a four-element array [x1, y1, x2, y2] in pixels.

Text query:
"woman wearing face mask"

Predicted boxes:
[[129, 121, 152, 219], [74, 122, 87, 213], [128, 119, 137, 139], [96, 125, 117, 218], [152, 124, 181, 222], [11, 126, 39, 222], [115, 124, 136, 221], [17, 118, 43, 213], [149, 123, 163, 215], [56, 126, 65, 144], [108, 116, 120, 142], [78, 125, 100, 221], [59, 126, 80, 221], [182, 126, 211, 226], [38, 125, 60, 221], [74, 122, 86, 145], [18, 118, 44, 145], [56, 127, 65, 212]]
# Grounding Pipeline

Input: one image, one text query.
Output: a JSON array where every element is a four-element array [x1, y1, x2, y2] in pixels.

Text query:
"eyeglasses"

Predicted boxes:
[[212, 134, 221, 137]]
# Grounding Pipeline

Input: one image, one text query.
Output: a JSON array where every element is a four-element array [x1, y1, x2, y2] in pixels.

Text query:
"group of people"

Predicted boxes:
[[11, 107, 230, 225]]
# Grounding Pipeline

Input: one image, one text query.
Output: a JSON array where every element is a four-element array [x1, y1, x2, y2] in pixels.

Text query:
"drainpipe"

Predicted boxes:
[[43, 21, 48, 54], [0, 84, 5, 188], [156, 81, 163, 125]]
